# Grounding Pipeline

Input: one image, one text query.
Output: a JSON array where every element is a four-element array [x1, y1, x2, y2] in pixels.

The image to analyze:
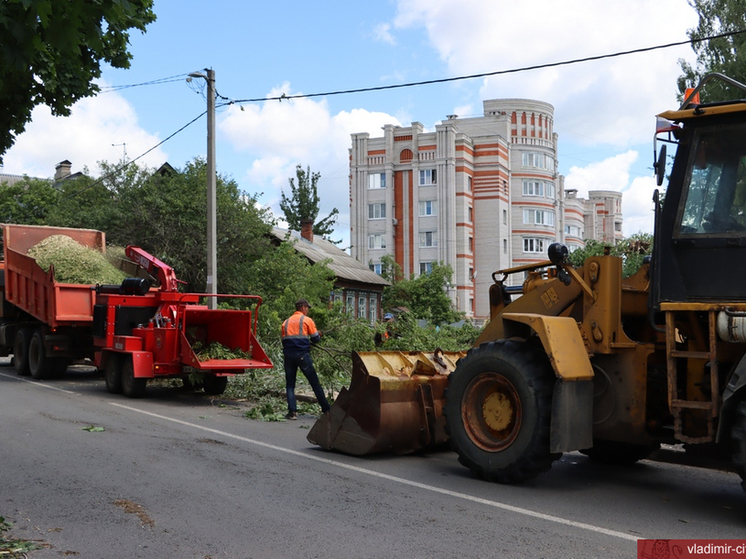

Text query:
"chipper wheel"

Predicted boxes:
[[445, 340, 561, 484]]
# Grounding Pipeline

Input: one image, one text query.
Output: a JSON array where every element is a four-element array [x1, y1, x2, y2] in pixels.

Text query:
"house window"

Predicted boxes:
[[368, 172, 386, 189], [358, 294, 367, 318], [368, 203, 386, 219], [419, 231, 437, 247], [523, 237, 546, 253], [369, 263, 383, 275], [369, 295, 377, 322], [346, 292, 355, 315], [420, 261, 433, 275], [523, 180, 544, 197], [368, 234, 386, 249], [419, 169, 437, 186], [419, 200, 437, 216], [523, 209, 555, 226]]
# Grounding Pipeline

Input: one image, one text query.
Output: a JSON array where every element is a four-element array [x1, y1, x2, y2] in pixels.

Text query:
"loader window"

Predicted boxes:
[[677, 124, 746, 235]]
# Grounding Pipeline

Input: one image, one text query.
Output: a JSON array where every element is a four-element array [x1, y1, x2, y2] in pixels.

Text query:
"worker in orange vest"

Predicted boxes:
[[280, 299, 330, 420]]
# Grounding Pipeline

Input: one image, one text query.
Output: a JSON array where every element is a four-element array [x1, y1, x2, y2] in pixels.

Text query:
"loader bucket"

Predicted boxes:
[[307, 350, 466, 456]]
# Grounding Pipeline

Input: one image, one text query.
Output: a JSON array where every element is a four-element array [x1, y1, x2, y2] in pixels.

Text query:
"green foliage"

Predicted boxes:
[[678, 0, 746, 101], [0, 0, 156, 162], [279, 165, 339, 238], [567, 233, 653, 278], [0, 515, 42, 555], [243, 239, 336, 341], [192, 341, 251, 361], [0, 177, 58, 224], [381, 256, 464, 325]]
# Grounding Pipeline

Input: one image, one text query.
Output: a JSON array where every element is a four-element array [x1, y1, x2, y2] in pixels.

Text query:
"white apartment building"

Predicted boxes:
[[349, 99, 623, 322]]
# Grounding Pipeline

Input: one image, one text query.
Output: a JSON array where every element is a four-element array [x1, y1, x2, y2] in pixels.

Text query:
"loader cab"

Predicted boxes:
[[652, 79, 746, 305]]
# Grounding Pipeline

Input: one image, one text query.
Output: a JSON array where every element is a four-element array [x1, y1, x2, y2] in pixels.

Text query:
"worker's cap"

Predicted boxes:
[[295, 298, 312, 309]]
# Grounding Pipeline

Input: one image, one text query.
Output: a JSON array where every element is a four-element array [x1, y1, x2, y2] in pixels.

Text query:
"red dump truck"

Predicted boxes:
[[0, 224, 272, 397]]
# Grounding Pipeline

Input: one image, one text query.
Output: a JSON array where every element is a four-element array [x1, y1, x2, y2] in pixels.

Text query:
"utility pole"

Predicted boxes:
[[189, 68, 218, 309]]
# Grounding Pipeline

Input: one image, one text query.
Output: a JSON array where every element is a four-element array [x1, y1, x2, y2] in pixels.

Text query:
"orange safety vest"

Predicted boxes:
[[281, 311, 320, 352]]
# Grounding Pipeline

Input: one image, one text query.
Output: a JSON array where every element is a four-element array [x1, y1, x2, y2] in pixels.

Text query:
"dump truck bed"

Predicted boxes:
[[2, 224, 103, 327]]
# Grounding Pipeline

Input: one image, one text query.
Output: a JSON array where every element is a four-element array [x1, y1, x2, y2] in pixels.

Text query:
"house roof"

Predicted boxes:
[[0, 173, 27, 187], [271, 227, 390, 287]]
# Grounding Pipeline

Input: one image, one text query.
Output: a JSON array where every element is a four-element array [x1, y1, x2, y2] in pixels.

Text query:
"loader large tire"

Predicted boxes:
[[731, 401, 746, 493], [13, 328, 32, 377], [445, 340, 560, 484]]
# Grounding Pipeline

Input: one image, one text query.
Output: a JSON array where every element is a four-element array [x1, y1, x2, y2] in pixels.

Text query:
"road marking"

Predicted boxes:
[[0, 371, 79, 394], [110, 402, 640, 542]]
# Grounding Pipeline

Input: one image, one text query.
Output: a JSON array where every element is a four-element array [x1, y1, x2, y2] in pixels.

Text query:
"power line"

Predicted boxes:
[[221, 29, 746, 106], [99, 73, 192, 92], [59, 111, 206, 201]]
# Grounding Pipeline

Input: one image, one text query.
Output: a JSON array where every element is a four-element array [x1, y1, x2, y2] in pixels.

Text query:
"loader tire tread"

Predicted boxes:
[[445, 340, 559, 484]]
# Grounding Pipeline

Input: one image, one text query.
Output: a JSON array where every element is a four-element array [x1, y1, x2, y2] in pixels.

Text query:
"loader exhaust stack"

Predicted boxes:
[[307, 350, 465, 455]]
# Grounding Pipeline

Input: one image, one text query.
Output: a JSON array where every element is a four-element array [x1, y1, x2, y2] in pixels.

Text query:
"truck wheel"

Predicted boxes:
[[121, 358, 146, 398], [29, 330, 53, 380], [203, 375, 228, 395], [13, 328, 32, 376], [445, 340, 560, 484], [732, 401, 746, 493], [105, 355, 123, 394]]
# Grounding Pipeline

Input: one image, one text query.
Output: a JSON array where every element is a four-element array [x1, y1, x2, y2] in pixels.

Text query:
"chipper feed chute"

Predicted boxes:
[[307, 350, 465, 455]]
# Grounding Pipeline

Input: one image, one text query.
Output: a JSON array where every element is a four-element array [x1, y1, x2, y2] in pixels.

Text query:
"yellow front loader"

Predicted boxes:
[[310, 74, 746, 492]]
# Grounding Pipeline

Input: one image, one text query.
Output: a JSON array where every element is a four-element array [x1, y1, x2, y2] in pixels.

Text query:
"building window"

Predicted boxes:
[[368, 203, 386, 219], [564, 225, 581, 237], [468, 176, 473, 191], [523, 209, 555, 226], [546, 182, 556, 198], [419, 169, 437, 186], [469, 236, 474, 252], [419, 231, 437, 247], [523, 238, 546, 253], [369, 263, 383, 275], [346, 292, 355, 315], [522, 152, 553, 170], [615, 222, 623, 232], [419, 200, 437, 216], [368, 172, 386, 189], [469, 298, 474, 313], [469, 267, 474, 281], [503, 209, 507, 225], [503, 238, 508, 253], [358, 295, 367, 319], [420, 261, 433, 275], [400, 149, 413, 162], [368, 234, 386, 249], [369, 295, 377, 322], [523, 180, 544, 197], [468, 206, 473, 222]]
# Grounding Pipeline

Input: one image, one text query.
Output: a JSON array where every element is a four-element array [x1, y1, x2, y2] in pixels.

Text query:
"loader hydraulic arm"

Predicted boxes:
[[125, 246, 181, 292]]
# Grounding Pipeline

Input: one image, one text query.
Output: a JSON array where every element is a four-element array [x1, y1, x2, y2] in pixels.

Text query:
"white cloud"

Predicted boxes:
[[565, 150, 657, 236], [392, 0, 699, 147], [1, 86, 166, 178], [373, 22, 396, 46], [220, 86, 402, 241]]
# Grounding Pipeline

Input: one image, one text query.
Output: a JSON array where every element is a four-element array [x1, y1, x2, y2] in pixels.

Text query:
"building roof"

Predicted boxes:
[[271, 227, 390, 288], [0, 173, 27, 187]]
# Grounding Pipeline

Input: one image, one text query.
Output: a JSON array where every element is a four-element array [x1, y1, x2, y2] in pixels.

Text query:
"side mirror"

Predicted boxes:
[[655, 144, 667, 186]]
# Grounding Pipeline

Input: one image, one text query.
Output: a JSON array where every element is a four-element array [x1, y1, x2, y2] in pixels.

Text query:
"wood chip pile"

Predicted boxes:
[[28, 235, 128, 285]]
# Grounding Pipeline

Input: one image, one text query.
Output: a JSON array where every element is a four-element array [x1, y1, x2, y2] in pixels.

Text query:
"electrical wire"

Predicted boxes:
[[220, 29, 746, 106], [99, 73, 192, 92], [59, 111, 207, 201]]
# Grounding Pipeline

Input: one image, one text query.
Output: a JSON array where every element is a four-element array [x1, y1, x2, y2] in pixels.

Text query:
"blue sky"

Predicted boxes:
[[1, 0, 701, 245]]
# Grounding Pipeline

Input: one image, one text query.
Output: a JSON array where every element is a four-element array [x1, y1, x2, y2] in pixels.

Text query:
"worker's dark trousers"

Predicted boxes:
[[283, 351, 330, 413]]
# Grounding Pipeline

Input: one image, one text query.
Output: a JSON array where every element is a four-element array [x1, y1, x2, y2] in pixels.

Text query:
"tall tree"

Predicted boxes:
[[0, 0, 156, 162], [279, 165, 339, 238], [678, 0, 746, 102]]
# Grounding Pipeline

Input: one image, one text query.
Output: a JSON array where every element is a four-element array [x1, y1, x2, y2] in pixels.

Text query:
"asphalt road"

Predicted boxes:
[[1, 361, 744, 559]]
